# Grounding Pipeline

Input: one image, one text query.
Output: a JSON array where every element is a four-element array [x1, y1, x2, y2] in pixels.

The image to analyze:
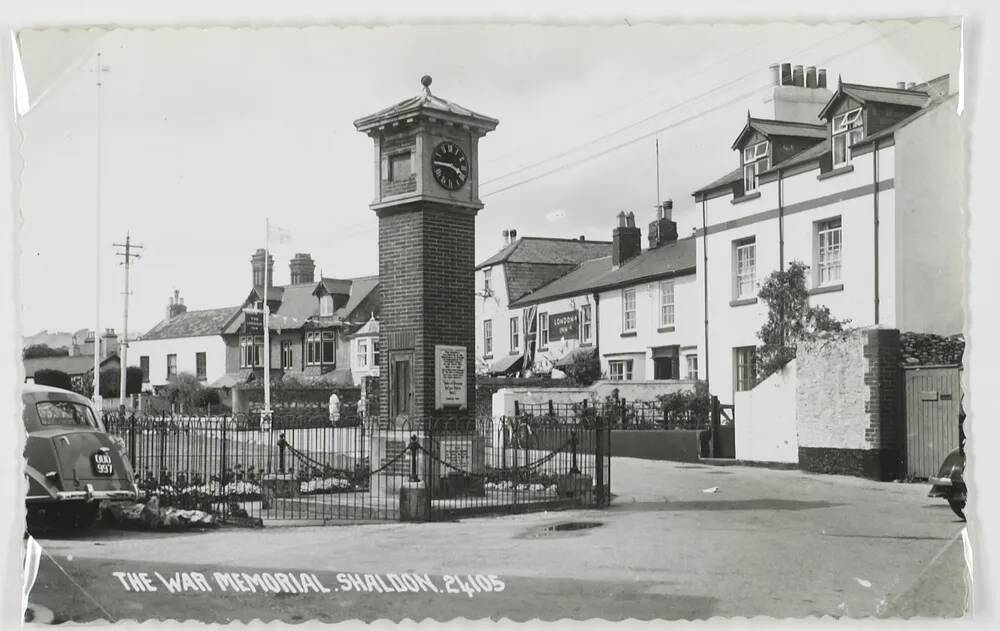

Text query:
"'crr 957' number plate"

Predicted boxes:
[[92, 452, 114, 476]]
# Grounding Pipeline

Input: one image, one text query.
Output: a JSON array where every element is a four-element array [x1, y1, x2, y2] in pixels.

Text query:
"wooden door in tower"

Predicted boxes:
[[390, 351, 415, 423]]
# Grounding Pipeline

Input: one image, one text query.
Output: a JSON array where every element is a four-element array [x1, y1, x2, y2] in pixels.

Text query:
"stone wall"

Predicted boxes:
[[796, 327, 904, 480], [899, 332, 965, 367]]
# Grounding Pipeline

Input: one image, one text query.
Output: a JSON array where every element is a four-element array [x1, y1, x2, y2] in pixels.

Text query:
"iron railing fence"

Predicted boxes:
[[103, 411, 611, 524], [513, 399, 709, 431]]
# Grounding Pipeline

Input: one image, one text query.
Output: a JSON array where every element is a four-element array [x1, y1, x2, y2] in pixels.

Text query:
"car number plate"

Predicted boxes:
[[92, 452, 114, 476]]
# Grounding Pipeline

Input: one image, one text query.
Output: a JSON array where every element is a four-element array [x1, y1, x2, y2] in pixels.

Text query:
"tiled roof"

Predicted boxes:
[[504, 262, 580, 303], [225, 276, 379, 335], [853, 93, 957, 147], [767, 139, 830, 172], [354, 84, 499, 133], [141, 306, 240, 340], [692, 166, 743, 196], [510, 237, 697, 307], [818, 82, 929, 119], [476, 237, 612, 269], [732, 118, 827, 149]]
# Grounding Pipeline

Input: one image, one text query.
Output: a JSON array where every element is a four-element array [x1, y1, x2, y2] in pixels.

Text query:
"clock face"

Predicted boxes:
[[430, 141, 470, 191]]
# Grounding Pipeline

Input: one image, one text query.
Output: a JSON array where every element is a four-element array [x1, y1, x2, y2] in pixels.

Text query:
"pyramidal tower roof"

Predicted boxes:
[[353, 75, 499, 134]]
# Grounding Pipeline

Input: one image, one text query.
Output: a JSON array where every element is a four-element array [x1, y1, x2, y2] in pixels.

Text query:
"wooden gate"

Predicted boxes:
[[904, 365, 961, 479]]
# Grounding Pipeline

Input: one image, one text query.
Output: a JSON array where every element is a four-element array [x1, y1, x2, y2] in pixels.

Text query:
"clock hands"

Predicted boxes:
[[432, 160, 465, 176]]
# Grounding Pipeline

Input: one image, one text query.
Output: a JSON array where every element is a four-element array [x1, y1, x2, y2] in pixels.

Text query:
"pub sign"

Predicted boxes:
[[549, 310, 579, 341]]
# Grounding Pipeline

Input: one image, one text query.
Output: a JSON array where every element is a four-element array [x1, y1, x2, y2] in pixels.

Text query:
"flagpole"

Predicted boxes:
[[263, 217, 272, 420]]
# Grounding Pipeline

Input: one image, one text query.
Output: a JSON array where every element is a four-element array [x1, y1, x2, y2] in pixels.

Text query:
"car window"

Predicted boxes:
[[35, 401, 99, 428]]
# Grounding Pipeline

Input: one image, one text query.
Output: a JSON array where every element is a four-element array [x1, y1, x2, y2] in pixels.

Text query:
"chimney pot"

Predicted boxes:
[[896, 81, 907, 89], [579, 235, 585, 241], [805, 66, 817, 88], [906, 82, 916, 90], [780, 62, 792, 86], [510, 229, 517, 240], [792, 65, 805, 87], [769, 63, 780, 86], [626, 211, 636, 228], [817, 68, 828, 89], [617, 211, 627, 227]]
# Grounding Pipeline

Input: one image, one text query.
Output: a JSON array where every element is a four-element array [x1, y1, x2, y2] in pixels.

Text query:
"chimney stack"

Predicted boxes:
[[769, 61, 833, 123], [896, 81, 907, 89], [166, 289, 188, 320], [613, 211, 642, 267], [648, 200, 679, 250], [289, 252, 316, 285], [906, 82, 916, 90], [251, 248, 274, 288], [102, 328, 119, 358]]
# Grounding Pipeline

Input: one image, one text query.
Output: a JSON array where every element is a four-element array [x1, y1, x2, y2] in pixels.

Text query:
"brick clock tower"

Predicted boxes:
[[355, 76, 498, 426]]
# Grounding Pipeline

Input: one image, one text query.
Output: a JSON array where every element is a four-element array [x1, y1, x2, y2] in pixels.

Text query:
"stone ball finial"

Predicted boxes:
[[421, 75, 433, 90]]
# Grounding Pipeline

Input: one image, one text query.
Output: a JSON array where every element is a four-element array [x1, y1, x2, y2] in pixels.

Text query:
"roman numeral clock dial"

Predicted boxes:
[[431, 141, 469, 191]]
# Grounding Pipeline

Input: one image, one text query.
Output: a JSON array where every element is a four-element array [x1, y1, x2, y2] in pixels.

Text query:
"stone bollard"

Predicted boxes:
[[399, 482, 429, 522], [557, 472, 594, 506]]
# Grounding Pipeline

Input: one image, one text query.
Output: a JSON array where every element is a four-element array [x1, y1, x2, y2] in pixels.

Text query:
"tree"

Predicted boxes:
[[72, 366, 143, 399], [756, 260, 849, 382], [163, 372, 219, 411], [23, 344, 70, 359], [33, 369, 73, 391]]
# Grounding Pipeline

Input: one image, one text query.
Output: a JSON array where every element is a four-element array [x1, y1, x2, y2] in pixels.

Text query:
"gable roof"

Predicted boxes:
[[731, 118, 827, 150], [141, 306, 241, 341], [476, 237, 612, 270], [224, 276, 380, 335], [510, 237, 697, 308], [818, 81, 929, 119]]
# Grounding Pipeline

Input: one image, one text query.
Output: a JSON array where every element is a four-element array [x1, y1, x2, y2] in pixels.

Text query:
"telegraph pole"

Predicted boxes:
[[113, 233, 142, 408]]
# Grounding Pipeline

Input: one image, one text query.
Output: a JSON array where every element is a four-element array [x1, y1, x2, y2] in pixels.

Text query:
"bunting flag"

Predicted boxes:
[[523, 305, 538, 373]]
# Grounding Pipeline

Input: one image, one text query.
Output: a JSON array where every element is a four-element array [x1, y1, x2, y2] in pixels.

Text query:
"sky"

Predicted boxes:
[[15, 19, 961, 338]]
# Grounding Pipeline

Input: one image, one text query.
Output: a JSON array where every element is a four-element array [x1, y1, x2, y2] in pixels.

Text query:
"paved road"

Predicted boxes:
[[27, 458, 969, 622]]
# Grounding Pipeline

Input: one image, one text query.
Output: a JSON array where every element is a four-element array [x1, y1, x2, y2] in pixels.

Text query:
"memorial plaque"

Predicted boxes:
[[550, 310, 579, 341], [434, 344, 468, 410]]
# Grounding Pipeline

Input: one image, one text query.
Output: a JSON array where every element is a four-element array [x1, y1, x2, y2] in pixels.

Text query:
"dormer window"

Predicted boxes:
[[742, 141, 769, 193], [319, 294, 334, 317], [832, 108, 864, 167]]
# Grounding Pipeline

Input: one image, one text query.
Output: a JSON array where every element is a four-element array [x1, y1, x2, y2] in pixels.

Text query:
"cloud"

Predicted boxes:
[[545, 209, 567, 223]]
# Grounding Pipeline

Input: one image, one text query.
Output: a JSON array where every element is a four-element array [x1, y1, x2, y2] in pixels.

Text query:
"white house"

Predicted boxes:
[[692, 68, 960, 404], [474, 230, 612, 375], [348, 314, 381, 385], [127, 291, 238, 391], [508, 206, 701, 382]]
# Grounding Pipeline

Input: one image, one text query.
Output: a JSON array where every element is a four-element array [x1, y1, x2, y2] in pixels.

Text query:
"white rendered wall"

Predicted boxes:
[[734, 359, 799, 463], [128, 335, 227, 388]]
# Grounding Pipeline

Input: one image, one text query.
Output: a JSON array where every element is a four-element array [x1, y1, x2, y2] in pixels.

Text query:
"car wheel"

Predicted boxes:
[[947, 498, 966, 521]]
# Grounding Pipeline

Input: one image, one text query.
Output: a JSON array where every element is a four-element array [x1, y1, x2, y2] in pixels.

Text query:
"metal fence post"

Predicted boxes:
[[595, 414, 605, 506], [409, 434, 420, 483], [278, 432, 287, 473], [570, 429, 580, 474], [710, 395, 720, 458], [128, 412, 136, 470]]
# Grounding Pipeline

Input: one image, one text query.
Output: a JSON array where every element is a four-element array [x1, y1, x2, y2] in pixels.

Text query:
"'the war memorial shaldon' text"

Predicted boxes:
[[112, 571, 506, 598]]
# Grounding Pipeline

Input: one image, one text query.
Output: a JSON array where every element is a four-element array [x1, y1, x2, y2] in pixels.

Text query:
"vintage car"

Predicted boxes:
[[23, 384, 137, 528], [928, 447, 966, 521]]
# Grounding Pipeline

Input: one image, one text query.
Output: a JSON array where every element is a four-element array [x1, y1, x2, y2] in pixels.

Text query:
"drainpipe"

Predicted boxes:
[[778, 168, 785, 270], [593, 292, 601, 364], [873, 140, 881, 325], [701, 198, 710, 393]]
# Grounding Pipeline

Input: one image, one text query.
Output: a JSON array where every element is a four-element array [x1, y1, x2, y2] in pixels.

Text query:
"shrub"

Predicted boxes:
[[33, 369, 73, 391]]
